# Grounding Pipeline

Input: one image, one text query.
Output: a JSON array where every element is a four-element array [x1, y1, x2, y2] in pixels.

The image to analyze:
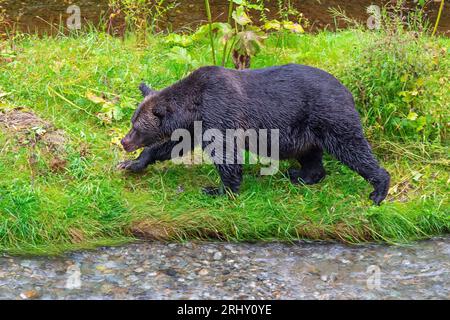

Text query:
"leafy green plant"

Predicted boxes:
[[108, 0, 178, 41], [266, 0, 308, 47], [166, 46, 201, 70], [342, 30, 448, 142], [199, 0, 307, 68], [86, 91, 125, 125], [204, 0, 216, 64], [0, 29, 448, 254], [383, 0, 431, 34], [228, 4, 266, 69], [329, 0, 431, 34]]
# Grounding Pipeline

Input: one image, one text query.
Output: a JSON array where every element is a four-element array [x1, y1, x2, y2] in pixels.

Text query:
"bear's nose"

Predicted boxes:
[[121, 137, 130, 149]]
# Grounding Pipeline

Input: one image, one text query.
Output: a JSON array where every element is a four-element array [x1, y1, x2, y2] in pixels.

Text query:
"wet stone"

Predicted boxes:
[[0, 238, 449, 299], [213, 251, 223, 260]]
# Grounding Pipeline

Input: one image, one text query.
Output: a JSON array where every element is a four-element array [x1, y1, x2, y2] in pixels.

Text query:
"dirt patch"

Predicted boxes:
[[296, 221, 374, 243], [68, 228, 85, 244], [0, 108, 67, 173], [127, 219, 178, 241], [0, 108, 66, 151], [127, 216, 227, 241]]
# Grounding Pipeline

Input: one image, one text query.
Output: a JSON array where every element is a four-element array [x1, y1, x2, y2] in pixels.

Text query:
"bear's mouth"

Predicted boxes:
[[123, 143, 142, 153]]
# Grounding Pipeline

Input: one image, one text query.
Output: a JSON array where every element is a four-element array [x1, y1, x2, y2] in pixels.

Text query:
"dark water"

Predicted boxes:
[[1, 0, 449, 35]]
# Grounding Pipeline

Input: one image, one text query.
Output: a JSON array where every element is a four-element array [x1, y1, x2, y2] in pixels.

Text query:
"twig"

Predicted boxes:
[[47, 86, 97, 119], [432, 0, 445, 36], [204, 0, 216, 65]]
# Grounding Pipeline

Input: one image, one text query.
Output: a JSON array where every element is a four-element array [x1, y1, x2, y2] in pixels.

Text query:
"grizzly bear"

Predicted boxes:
[[119, 64, 390, 205]]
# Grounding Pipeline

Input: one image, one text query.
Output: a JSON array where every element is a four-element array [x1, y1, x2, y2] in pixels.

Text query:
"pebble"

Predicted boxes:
[[198, 269, 209, 276], [1, 237, 449, 299], [213, 252, 223, 260], [20, 290, 40, 300], [164, 268, 178, 277]]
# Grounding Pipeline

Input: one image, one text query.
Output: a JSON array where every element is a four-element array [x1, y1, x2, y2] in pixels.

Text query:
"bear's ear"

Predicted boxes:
[[139, 82, 155, 97]]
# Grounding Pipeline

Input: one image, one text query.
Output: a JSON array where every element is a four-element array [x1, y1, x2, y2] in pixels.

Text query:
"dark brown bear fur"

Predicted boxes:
[[119, 64, 390, 205]]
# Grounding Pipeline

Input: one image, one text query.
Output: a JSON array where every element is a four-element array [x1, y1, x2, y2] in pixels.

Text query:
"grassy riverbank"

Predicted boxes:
[[0, 29, 448, 254]]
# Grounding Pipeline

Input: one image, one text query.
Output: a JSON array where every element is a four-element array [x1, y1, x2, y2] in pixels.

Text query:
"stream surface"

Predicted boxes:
[[0, 237, 449, 299], [1, 0, 449, 34]]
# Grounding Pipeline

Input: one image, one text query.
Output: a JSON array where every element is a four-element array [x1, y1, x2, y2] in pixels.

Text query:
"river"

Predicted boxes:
[[1, 237, 449, 299], [1, 0, 449, 35]]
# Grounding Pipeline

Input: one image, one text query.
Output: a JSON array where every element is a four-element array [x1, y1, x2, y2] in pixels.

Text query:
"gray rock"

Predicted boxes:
[[213, 252, 223, 260], [0, 237, 449, 300]]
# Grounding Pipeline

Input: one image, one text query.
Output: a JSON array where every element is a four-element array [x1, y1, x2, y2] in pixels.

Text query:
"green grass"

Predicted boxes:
[[0, 29, 448, 255]]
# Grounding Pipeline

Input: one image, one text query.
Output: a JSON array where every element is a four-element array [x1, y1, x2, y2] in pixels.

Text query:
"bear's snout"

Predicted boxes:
[[121, 136, 138, 153]]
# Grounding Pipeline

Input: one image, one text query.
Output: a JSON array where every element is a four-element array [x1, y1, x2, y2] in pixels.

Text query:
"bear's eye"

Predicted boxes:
[[132, 126, 141, 134], [153, 106, 166, 119]]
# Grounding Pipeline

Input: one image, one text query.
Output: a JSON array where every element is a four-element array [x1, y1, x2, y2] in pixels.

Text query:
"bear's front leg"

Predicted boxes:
[[118, 139, 194, 173], [117, 147, 154, 173], [203, 164, 243, 196]]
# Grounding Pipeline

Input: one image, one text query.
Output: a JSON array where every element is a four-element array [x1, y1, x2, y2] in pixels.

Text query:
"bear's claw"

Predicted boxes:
[[117, 160, 145, 173], [288, 168, 326, 185], [202, 186, 223, 196]]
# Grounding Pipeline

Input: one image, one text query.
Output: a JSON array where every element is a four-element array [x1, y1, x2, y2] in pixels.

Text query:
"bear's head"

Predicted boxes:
[[121, 83, 169, 152], [121, 82, 199, 152]]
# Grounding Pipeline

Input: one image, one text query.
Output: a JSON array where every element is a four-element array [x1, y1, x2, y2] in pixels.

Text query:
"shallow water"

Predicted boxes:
[[1, 0, 449, 34], [0, 237, 448, 299]]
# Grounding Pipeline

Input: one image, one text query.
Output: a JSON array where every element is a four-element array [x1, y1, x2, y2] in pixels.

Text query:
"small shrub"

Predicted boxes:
[[332, 2, 448, 143], [343, 30, 448, 143], [108, 0, 178, 41]]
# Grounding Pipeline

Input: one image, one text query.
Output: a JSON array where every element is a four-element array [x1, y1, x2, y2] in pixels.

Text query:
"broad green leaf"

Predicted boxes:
[[407, 112, 418, 121], [163, 33, 193, 47], [400, 74, 409, 82], [192, 22, 233, 41], [415, 116, 427, 132], [283, 21, 304, 33], [232, 6, 252, 26], [264, 20, 281, 31], [86, 92, 106, 104]]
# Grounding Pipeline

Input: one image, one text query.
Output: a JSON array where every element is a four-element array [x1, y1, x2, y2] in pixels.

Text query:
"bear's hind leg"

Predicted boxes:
[[203, 164, 243, 196], [288, 146, 326, 185], [323, 134, 390, 205]]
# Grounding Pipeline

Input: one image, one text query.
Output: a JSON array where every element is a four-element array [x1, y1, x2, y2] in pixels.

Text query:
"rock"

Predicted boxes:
[[304, 263, 320, 275], [164, 268, 178, 277], [127, 275, 139, 282], [95, 265, 107, 272], [1, 239, 449, 299], [213, 251, 223, 260], [104, 261, 118, 269], [329, 273, 338, 283], [20, 289, 40, 300], [198, 269, 209, 276], [20, 261, 32, 268]]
